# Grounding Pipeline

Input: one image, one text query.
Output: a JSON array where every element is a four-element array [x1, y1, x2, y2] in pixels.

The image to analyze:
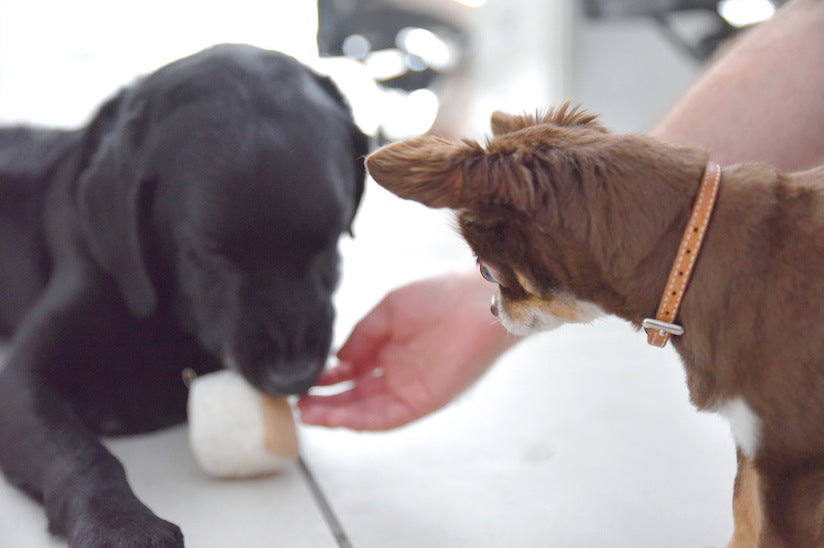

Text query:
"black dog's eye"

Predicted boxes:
[[477, 259, 501, 284]]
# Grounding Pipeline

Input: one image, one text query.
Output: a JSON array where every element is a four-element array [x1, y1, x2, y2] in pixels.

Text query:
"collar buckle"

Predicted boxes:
[[642, 318, 684, 347]]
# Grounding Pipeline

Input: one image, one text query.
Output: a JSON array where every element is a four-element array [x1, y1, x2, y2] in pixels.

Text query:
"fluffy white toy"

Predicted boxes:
[[187, 369, 299, 478]]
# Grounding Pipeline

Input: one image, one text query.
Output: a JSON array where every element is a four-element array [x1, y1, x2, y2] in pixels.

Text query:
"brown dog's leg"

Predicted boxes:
[[757, 464, 824, 547], [727, 451, 762, 548]]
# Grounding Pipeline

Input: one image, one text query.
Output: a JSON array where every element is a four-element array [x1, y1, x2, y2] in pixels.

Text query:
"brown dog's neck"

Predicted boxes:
[[643, 162, 721, 347], [554, 135, 711, 326]]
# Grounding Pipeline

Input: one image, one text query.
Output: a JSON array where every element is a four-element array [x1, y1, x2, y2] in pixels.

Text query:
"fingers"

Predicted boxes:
[[312, 297, 394, 387], [312, 360, 358, 386], [297, 377, 419, 431]]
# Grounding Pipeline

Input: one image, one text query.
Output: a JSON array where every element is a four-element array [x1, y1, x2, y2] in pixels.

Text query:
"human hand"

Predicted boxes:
[[298, 272, 519, 430]]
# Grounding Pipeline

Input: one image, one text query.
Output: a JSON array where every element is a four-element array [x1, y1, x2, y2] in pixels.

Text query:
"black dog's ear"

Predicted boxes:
[[347, 126, 369, 236], [312, 73, 368, 236], [77, 92, 158, 318]]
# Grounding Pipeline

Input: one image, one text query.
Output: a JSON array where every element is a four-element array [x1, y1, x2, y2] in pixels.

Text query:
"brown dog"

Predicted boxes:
[[365, 103, 824, 547]]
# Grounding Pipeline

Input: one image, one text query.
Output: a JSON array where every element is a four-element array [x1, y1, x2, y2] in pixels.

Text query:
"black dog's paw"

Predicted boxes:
[[69, 510, 184, 548]]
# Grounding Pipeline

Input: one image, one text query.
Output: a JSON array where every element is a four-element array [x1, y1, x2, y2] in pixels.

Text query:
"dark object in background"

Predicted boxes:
[[583, 0, 788, 61], [0, 44, 366, 546]]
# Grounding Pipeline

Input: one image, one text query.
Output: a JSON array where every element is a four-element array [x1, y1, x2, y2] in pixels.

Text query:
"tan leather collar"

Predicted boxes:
[[643, 162, 721, 347]]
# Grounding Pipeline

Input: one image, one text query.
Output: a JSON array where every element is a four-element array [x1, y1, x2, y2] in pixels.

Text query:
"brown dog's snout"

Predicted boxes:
[[490, 292, 500, 317]]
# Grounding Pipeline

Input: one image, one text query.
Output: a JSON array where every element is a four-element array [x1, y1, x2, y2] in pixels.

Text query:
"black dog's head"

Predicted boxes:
[[76, 44, 367, 395]]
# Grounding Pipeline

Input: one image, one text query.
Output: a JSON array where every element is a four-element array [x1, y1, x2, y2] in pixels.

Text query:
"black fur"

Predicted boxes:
[[0, 44, 366, 546]]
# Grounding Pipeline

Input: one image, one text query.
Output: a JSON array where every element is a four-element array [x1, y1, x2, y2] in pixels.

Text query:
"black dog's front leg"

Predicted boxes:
[[0, 366, 183, 547], [0, 273, 184, 547]]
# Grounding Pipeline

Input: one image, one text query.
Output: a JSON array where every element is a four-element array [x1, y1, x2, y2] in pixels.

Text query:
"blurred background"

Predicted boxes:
[[0, 0, 784, 137], [0, 1, 786, 546]]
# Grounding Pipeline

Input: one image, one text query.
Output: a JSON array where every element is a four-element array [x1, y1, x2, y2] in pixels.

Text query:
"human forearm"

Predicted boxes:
[[651, 0, 824, 171]]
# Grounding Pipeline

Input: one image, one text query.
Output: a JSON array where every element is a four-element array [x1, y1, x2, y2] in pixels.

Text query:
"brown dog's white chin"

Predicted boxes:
[[494, 290, 605, 336]]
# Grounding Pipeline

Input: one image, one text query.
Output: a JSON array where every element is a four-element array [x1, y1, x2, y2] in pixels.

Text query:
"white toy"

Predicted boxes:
[[187, 369, 299, 478]]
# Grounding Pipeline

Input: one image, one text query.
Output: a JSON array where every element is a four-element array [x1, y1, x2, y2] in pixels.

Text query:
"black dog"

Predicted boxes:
[[0, 44, 366, 546]]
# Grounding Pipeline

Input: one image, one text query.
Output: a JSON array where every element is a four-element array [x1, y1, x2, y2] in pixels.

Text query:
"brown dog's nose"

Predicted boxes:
[[490, 293, 500, 317]]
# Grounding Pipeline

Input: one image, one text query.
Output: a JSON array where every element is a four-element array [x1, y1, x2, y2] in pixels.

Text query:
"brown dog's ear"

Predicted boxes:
[[367, 133, 551, 212], [544, 102, 607, 131], [365, 135, 484, 209], [490, 103, 608, 136], [490, 111, 533, 136], [368, 103, 610, 213], [77, 92, 158, 318]]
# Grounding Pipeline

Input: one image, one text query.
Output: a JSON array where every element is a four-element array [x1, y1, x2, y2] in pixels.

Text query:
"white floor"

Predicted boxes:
[[0, 179, 738, 547]]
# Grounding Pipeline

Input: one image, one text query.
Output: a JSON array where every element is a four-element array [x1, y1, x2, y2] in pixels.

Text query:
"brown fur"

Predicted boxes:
[[366, 102, 824, 546], [729, 453, 763, 547]]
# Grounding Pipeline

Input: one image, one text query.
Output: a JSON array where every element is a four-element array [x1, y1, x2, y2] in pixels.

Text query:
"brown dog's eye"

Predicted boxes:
[[477, 259, 501, 284]]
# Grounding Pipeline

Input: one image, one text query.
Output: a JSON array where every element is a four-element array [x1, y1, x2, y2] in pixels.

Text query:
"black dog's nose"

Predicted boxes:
[[257, 358, 324, 396], [490, 293, 500, 317]]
